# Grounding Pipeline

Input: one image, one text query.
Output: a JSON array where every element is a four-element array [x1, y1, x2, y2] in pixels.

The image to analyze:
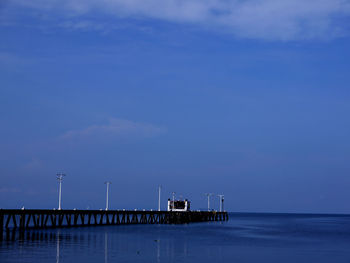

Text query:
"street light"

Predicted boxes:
[[158, 185, 162, 211], [171, 192, 176, 211], [217, 194, 224, 212], [205, 193, 213, 211], [56, 173, 66, 210], [104, 181, 112, 211]]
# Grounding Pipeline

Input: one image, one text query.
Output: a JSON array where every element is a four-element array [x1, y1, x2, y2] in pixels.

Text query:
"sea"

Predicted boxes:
[[1, 213, 350, 263]]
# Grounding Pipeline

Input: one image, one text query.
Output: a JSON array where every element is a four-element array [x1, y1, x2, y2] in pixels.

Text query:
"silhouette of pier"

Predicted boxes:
[[0, 209, 228, 240]]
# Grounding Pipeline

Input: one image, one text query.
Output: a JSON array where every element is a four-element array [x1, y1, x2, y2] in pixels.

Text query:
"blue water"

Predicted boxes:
[[1, 213, 350, 263]]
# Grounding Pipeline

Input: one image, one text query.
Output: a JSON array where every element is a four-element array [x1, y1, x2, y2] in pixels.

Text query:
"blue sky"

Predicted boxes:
[[1, 0, 350, 213]]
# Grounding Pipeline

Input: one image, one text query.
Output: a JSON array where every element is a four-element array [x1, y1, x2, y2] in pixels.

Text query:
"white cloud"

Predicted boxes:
[[10, 0, 350, 40], [61, 118, 166, 140]]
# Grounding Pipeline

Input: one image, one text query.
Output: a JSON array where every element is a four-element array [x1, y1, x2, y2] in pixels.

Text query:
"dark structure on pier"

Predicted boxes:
[[0, 209, 228, 240]]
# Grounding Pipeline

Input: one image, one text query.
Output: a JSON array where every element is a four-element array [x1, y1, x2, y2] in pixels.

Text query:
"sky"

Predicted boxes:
[[1, 0, 350, 214]]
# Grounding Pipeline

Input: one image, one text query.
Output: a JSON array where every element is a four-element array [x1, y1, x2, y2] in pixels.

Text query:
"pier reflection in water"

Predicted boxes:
[[56, 230, 60, 263], [0, 225, 195, 263]]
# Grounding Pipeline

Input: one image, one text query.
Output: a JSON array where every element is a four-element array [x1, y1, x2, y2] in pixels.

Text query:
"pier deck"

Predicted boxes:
[[0, 209, 228, 239]]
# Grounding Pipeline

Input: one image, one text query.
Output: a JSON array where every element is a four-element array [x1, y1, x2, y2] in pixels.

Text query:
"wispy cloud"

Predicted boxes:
[[58, 20, 112, 33], [0, 187, 21, 193], [22, 158, 44, 171], [0, 52, 30, 67], [61, 118, 166, 140], [10, 0, 350, 40]]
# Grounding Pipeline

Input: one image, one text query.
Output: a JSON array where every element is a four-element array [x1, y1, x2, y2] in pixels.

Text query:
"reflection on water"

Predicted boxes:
[[104, 232, 107, 263], [0, 226, 193, 263], [56, 230, 60, 263], [0, 227, 192, 263], [156, 236, 160, 263], [1, 214, 350, 263]]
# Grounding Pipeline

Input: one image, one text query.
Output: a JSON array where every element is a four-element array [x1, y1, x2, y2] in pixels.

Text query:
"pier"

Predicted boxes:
[[0, 209, 228, 240]]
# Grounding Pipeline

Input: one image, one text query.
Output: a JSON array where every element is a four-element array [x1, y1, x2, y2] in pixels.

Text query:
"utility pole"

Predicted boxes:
[[105, 181, 112, 211], [217, 194, 224, 212], [205, 193, 213, 211], [158, 185, 162, 211], [56, 173, 66, 210]]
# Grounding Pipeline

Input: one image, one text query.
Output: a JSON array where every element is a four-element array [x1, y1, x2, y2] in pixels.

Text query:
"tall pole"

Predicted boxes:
[[205, 193, 213, 211], [57, 173, 66, 210], [222, 196, 224, 211], [158, 185, 161, 211], [171, 192, 176, 211], [217, 194, 224, 212], [208, 194, 210, 211], [105, 182, 111, 211]]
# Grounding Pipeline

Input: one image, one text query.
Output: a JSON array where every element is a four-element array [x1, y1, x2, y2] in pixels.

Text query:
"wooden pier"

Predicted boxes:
[[0, 209, 228, 240]]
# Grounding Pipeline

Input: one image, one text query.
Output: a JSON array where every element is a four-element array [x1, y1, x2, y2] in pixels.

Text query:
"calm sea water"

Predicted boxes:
[[1, 213, 350, 263]]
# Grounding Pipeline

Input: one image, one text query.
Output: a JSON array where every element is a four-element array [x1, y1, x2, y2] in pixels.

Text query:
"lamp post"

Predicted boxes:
[[222, 196, 225, 211], [217, 194, 224, 212], [205, 193, 213, 211], [105, 181, 112, 211], [158, 185, 162, 211], [56, 173, 66, 210], [171, 192, 176, 211]]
